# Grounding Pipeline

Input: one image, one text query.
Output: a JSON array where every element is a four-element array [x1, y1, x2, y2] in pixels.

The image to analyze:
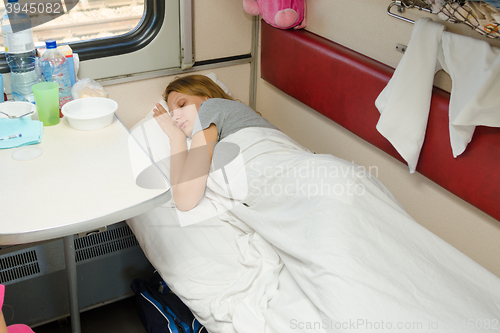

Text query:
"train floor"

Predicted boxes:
[[33, 297, 146, 333]]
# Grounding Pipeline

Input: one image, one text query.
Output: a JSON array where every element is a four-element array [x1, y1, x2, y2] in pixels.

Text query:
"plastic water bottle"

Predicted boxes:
[[39, 40, 73, 111], [1, 0, 39, 103]]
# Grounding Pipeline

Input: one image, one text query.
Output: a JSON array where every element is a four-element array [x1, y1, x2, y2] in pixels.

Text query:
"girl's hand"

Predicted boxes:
[[152, 103, 184, 139]]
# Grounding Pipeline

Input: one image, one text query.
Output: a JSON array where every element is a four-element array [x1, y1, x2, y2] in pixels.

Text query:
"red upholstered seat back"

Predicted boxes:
[[260, 21, 500, 222]]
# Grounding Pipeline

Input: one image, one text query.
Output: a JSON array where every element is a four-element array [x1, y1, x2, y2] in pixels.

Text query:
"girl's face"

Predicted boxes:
[[167, 91, 208, 137]]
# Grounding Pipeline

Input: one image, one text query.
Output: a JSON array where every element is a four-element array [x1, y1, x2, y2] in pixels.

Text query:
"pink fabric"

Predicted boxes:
[[243, 0, 305, 29], [0, 284, 5, 310], [260, 0, 305, 29], [7, 325, 34, 333]]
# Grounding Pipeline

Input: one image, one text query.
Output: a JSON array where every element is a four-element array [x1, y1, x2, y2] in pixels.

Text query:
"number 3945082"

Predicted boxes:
[[5, 2, 62, 15]]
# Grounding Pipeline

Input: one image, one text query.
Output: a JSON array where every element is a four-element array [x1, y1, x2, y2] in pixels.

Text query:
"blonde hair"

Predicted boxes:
[[163, 75, 234, 102], [164, 74, 262, 115]]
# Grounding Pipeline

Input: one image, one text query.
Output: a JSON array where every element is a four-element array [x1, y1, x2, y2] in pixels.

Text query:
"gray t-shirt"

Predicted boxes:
[[191, 98, 279, 141]]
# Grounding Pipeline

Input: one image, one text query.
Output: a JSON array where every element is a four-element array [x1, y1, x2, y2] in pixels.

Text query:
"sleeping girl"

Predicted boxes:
[[152, 74, 278, 211], [152, 74, 500, 332]]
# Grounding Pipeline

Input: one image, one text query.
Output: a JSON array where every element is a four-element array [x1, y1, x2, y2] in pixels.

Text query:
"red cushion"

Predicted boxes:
[[261, 21, 500, 222]]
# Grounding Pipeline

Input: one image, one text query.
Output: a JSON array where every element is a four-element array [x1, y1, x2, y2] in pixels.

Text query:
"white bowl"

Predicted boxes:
[[0, 101, 37, 120], [62, 97, 118, 130]]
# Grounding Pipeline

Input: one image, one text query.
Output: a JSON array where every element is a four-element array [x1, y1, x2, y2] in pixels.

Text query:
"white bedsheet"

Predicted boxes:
[[129, 127, 500, 333], [127, 201, 328, 333]]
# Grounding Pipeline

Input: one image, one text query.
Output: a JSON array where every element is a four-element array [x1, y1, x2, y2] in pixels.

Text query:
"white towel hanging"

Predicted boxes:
[[376, 17, 500, 172], [375, 18, 445, 173], [438, 31, 500, 157]]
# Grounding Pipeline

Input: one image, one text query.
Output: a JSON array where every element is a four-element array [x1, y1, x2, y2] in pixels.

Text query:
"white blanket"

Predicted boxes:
[[129, 126, 500, 333], [205, 127, 500, 332], [128, 198, 328, 333]]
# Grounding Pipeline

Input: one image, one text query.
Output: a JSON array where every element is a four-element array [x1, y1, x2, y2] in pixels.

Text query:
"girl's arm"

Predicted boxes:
[[169, 124, 218, 211], [153, 104, 218, 211]]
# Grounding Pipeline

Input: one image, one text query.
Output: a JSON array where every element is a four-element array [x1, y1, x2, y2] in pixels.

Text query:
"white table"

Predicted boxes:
[[0, 114, 170, 332]]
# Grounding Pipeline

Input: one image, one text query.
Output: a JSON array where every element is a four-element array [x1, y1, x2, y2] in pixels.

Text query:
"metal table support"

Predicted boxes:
[[64, 235, 81, 333]]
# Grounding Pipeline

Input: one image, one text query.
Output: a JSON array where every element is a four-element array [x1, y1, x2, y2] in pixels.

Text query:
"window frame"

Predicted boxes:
[[0, 0, 165, 73]]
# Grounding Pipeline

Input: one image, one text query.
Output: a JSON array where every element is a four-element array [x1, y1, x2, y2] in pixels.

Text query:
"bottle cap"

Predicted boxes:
[[45, 40, 57, 49]]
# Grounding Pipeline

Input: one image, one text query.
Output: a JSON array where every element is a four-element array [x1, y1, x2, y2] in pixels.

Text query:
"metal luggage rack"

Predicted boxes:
[[388, 0, 500, 38]]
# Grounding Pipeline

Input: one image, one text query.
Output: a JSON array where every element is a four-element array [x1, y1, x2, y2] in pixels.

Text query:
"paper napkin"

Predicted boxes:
[[0, 118, 43, 149]]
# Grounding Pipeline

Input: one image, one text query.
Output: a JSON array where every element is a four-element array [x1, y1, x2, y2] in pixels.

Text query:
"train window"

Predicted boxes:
[[0, 0, 145, 48], [0, 0, 182, 80]]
